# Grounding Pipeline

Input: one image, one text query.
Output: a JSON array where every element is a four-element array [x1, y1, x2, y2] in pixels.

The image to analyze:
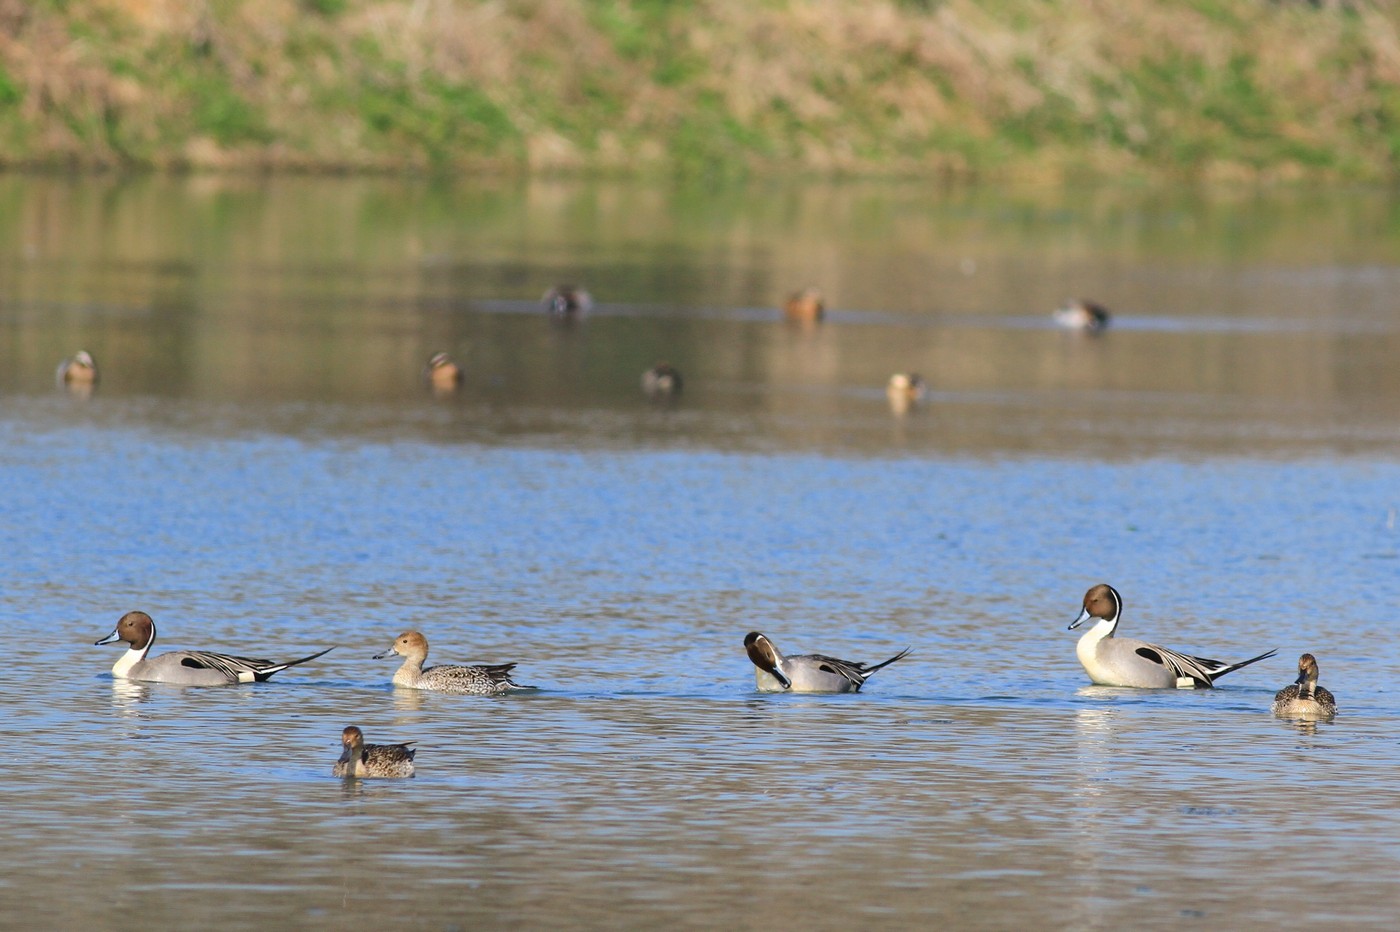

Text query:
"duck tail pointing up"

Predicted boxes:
[[865, 647, 912, 675], [1210, 647, 1277, 682], [254, 646, 335, 681]]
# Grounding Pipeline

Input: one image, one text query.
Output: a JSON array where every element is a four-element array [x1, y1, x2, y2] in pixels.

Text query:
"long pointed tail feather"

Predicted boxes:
[[1208, 648, 1277, 683], [255, 646, 335, 681], [864, 647, 911, 675]]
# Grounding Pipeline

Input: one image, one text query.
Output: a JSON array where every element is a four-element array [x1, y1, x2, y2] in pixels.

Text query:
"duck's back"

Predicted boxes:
[[781, 655, 865, 693], [130, 650, 270, 685], [1272, 684, 1338, 718], [412, 662, 520, 695]]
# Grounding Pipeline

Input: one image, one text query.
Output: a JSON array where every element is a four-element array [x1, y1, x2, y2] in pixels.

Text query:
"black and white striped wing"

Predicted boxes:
[[178, 650, 276, 681], [810, 655, 875, 688], [1132, 644, 1223, 686]]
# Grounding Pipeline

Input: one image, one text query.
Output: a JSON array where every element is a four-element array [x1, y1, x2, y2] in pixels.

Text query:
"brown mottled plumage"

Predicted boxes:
[[1272, 653, 1338, 719], [373, 630, 531, 695], [333, 726, 416, 778]]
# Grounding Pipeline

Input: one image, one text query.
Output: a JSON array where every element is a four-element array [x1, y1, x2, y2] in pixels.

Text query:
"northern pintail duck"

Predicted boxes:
[[543, 285, 593, 318], [641, 362, 683, 398], [374, 630, 531, 695], [333, 725, 416, 778], [1068, 584, 1276, 688], [1272, 653, 1338, 719], [744, 631, 909, 693], [782, 287, 825, 323], [94, 610, 333, 685], [423, 352, 463, 393], [1053, 298, 1111, 333], [57, 350, 99, 388], [886, 372, 927, 413]]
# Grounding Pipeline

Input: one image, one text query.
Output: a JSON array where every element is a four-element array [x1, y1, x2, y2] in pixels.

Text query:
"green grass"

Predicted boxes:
[[2, 0, 1400, 179]]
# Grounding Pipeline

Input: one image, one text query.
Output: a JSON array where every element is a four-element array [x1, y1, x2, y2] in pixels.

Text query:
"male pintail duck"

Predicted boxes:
[[543, 285, 593, 318], [641, 362, 683, 398], [333, 725, 416, 778], [94, 611, 333, 685], [744, 631, 910, 693], [782, 287, 825, 323], [1053, 298, 1111, 333], [886, 373, 927, 413], [57, 350, 99, 386], [423, 352, 463, 393], [374, 630, 532, 695], [1272, 653, 1338, 719], [1068, 584, 1276, 688]]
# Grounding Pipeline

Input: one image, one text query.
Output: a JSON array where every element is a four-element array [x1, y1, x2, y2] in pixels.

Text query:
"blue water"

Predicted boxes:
[[4, 176, 1400, 928]]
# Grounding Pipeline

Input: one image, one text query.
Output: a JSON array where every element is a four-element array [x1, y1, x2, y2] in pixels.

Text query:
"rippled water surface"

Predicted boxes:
[[3, 177, 1400, 929]]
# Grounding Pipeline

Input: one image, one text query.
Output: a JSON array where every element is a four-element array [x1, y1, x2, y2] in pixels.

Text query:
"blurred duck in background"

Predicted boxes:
[[641, 362, 683, 399], [57, 350, 99, 396], [423, 352, 463, 395], [543, 285, 593, 319], [782, 286, 825, 324], [886, 372, 927, 414], [1053, 298, 1111, 333]]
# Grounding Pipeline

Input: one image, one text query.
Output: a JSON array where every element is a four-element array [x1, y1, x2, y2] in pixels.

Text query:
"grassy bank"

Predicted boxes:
[[4, 0, 1400, 180]]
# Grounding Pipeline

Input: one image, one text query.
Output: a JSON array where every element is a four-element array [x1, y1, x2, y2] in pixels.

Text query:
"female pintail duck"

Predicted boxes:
[[1053, 298, 1111, 333], [744, 631, 910, 693], [374, 630, 532, 695], [94, 610, 333, 685], [1068, 584, 1276, 688], [57, 350, 99, 386], [333, 725, 416, 778], [423, 352, 463, 393], [886, 373, 927, 413], [543, 285, 593, 318], [1272, 653, 1338, 719], [782, 287, 825, 323], [641, 362, 683, 398]]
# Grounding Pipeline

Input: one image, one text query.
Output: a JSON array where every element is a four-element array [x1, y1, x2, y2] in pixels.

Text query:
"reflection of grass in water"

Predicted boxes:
[[4, 1, 1400, 179]]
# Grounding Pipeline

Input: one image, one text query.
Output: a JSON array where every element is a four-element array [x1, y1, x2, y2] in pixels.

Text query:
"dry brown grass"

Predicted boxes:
[[0, 0, 1399, 179]]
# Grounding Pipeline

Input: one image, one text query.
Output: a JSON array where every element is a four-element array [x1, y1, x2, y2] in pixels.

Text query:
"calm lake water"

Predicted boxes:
[[2, 175, 1400, 929]]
